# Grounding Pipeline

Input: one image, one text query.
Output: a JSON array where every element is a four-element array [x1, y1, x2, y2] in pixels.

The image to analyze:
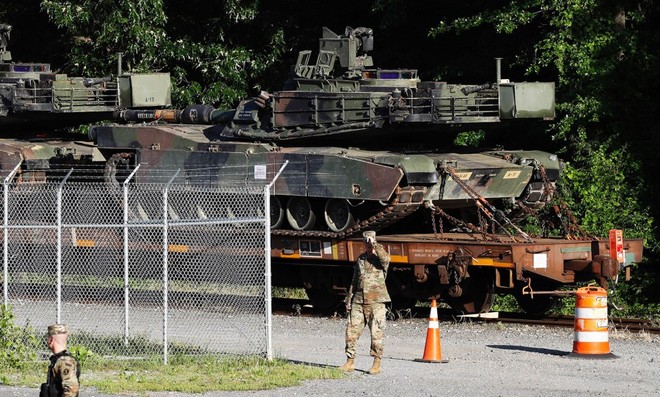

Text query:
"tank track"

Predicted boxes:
[[104, 154, 425, 239], [271, 186, 426, 239]]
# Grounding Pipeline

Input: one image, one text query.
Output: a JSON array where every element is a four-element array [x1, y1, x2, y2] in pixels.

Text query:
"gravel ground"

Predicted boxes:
[[2, 314, 658, 397]]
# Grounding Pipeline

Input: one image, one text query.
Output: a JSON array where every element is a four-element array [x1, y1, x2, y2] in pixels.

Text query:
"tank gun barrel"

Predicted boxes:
[[83, 76, 112, 87], [460, 83, 492, 95], [116, 105, 235, 125]]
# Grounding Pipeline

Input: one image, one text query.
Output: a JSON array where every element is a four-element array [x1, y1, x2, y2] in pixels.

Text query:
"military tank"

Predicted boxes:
[[0, 22, 171, 182], [0, 25, 559, 237], [88, 26, 559, 238], [0, 23, 172, 133]]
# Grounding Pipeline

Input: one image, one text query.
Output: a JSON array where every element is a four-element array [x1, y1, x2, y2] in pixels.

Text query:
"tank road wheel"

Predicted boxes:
[[286, 197, 317, 231], [270, 196, 285, 229], [323, 199, 356, 232], [447, 270, 495, 315]]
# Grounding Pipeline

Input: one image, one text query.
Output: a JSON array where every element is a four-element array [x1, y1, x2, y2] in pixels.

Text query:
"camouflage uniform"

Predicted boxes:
[[42, 324, 80, 397], [344, 239, 391, 359]]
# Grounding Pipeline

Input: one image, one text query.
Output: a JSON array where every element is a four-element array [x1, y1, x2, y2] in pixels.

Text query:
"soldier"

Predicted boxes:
[[41, 324, 80, 397], [339, 230, 391, 375]]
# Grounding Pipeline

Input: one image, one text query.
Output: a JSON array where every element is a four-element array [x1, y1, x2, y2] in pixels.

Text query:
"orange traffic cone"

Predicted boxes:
[[415, 299, 449, 363], [569, 286, 617, 359]]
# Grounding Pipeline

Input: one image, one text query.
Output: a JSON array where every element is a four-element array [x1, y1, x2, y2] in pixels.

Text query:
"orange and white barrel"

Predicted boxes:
[[571, 286, 616, 358]]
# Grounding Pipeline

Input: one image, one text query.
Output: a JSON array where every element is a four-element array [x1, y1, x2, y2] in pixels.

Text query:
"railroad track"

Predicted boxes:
[[463, 312, 660, 334], [272, 298, 660, 335]]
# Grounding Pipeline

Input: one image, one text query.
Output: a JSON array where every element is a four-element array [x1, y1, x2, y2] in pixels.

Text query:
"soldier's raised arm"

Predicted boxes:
[[374, 242, 390, 276]]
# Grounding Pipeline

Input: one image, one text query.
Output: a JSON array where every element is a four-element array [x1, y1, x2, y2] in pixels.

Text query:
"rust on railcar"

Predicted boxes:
[[271, 233, 644, 285]]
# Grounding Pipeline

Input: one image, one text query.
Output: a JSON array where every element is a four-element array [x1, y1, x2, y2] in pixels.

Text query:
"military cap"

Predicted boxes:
[[48, 324, 68, 336], [363, 230, 376, 241]]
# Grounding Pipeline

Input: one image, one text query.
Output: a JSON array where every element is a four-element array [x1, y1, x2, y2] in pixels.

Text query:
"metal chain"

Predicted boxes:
[[434, 206, 501, 242], [430, 206, 445, 239], [538, 164, 592, 240], [441, 164, 533, 242], [430, 208, 438, 238], [439, 212, 444, 235]]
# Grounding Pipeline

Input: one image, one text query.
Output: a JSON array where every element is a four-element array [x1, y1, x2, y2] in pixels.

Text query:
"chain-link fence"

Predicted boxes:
[[1, 164, 278, 362]]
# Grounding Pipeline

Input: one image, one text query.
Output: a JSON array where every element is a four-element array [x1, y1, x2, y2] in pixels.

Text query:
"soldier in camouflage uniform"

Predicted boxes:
[[339, 230, 391, 375], [41, 324, 80, 397]]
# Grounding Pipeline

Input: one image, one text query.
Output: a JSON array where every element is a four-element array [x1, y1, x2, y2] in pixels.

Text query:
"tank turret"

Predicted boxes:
[[117, 27, 555, 144], [0, 23, 171, 131], [0, 21, 175, 192]]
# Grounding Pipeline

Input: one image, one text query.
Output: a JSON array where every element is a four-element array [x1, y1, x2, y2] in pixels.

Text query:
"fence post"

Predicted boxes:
[[162, 169, 180, 365], [122, 164, 141, 346], [3, 163, 21, 307], [264, 161, 288, 360], [56, 169, 73, 323]]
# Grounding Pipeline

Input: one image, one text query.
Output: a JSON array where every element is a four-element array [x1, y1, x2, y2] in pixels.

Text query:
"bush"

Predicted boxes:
[[0, 304, 40, 369]]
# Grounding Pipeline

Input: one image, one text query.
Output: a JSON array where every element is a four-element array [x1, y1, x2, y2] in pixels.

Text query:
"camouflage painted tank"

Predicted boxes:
[[88, 27, 559, 237], [0, 22, 173, 182], [117, 26, 554, 144], [0, 23, 171, 131], [0, 25, 555, 236]]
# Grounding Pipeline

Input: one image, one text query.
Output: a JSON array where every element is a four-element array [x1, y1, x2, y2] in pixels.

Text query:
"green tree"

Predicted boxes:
[[430, 0, 659, 245], [40, 0, 285, 107], [41, 0, 169, 74]]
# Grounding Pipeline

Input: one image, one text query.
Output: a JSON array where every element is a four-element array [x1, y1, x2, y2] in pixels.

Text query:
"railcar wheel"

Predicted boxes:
[[447, 270, 495, 315], [270, 196, 285, 229], [324, 199, 356, 232], [286, 197, 316, 230]]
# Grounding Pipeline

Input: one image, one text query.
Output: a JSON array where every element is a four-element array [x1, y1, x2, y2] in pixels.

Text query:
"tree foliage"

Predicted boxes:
[[432, 0, 659, 248], [39, 0, 284, 107]]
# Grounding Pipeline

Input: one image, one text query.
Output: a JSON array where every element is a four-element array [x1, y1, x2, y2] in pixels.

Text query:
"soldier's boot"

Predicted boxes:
[[339, 358, 355, 372], [368, 357, 381, 375]]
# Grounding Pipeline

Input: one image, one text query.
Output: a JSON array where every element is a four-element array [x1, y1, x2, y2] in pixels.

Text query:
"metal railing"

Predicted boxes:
[[11, 84, 119, 113]]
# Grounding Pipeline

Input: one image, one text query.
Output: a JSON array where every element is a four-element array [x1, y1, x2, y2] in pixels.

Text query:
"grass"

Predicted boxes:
[[272, 287, 307, 299], [8, 271, 264, 297], [1, 303, 342, 395], [1, 355, 343, 394]]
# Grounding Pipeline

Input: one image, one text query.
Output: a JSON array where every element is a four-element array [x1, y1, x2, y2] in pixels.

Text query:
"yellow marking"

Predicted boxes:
[[390, 255, 409, 263], [454, 172, 472, 180], [471, 258, 514, 268], [168, 244, 189, 253], [280, 252, 301, 259], [503, 170, 522, 179], [75, 239, 95, 247], [332, 244, 338, 260]]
